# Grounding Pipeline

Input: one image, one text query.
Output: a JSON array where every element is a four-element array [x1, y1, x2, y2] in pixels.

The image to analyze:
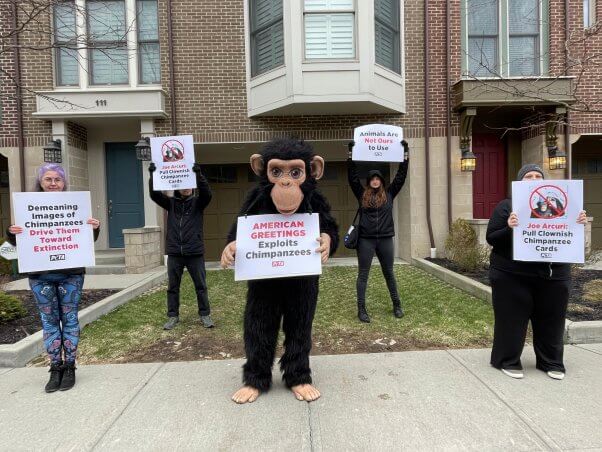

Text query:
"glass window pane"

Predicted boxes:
[[88, 1, 126, 42], [90, 47, 129, 84], [57, 48, 79, 85], [305, 13, 354, 59], [509, 36, 539, 76], [253, 0, 282, 30], [137, 0, 158, 41], [375, 0, 398, 29], [468, 37, 498, 76], [54, 3, 77, 42], [583, 0, 591, 27], [305, 0, 353, 11], [375, 21, 399, 72], [139, 42, 160, 83], [467, 0, 498, 35], [509, 0, 539, 34], [254, 21, 284, 75]]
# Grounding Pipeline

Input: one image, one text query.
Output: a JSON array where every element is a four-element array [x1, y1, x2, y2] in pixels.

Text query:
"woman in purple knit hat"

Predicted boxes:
[[6, 163, 101, 392]]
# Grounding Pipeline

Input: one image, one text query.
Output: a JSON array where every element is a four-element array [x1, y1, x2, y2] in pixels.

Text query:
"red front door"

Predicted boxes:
[[472, 134, 507, 219]]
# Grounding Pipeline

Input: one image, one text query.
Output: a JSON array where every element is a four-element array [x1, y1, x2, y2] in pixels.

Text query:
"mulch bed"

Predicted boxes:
[[426, 258, 602, 321], [0, 289, 117, 345]]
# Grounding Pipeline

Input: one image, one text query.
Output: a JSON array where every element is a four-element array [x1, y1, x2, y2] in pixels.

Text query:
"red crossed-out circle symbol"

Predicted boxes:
[[161, 139, 185, 162], [529, 184, 568, 219]]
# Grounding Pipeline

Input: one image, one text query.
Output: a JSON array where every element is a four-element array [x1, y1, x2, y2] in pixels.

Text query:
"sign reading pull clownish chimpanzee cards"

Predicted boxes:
[[512, 179, 584, 263], [234, 213, 321, 281], [12, 191, 96, 273], [151, 135, 197, 191]]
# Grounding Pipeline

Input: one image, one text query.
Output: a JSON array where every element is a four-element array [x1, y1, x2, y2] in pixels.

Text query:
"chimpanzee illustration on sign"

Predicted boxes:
[[161, 139, 185, 162], [529, 185, 568, 219]]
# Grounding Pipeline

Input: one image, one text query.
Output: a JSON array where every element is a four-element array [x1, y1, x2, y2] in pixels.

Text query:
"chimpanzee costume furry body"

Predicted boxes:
[[222, 139, 338, 403]]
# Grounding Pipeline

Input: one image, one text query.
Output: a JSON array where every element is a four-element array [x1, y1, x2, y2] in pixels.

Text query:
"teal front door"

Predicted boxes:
[[106, 142, 145, 248]]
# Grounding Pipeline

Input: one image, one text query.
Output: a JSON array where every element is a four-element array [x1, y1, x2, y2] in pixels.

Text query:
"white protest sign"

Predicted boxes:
[[234, 213, 321, 281], [0, 241, 17, 260], [151, 135, 197, 191], [12, 191, 96, 272], [352, 124, 404, 162], [512, 180, 584, 263]]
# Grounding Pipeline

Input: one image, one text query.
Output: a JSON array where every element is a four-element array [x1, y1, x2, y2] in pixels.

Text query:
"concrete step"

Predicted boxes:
[[86, 264, 126, 275], [95, 249, 126, 266]]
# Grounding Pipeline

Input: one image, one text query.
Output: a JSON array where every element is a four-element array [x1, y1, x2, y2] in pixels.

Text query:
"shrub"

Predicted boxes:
[[445, 219, 489, 272], [0, 291, 26, 323]]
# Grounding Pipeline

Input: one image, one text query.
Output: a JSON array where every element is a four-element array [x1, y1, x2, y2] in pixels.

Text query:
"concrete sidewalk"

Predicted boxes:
[[0, 345, 601, 451], [2, 273, 158, 291]]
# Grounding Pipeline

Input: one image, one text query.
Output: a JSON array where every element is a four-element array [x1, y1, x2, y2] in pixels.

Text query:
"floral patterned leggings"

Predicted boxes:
[[29, 274, 84, 364]]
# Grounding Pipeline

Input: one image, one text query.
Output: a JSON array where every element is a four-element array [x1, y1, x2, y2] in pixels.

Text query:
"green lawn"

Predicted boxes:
[[76, 265, 494, 364]]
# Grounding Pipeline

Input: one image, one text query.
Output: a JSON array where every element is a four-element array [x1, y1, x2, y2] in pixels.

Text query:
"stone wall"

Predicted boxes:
[[124, 227, 162, 274]]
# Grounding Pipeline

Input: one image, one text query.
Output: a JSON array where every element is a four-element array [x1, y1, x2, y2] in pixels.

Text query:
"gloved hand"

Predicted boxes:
[[192, 163, 201, 173], [401, 140, 409, 161], [148, 162, 156, 172], [347, 140, 355, 158]]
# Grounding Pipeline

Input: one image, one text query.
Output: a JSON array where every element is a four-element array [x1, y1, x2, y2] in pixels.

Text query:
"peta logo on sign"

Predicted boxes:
[[49, 254, 66, 262], [272, 261, 285, 267], [540, 252, 552, 259]]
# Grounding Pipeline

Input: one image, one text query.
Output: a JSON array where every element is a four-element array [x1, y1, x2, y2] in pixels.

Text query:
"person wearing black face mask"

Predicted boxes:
[[487, 164, 587, 381], [149, 162, 213, 330]]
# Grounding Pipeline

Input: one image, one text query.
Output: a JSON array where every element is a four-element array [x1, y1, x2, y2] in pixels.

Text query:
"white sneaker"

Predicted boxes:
[[547, 371, 565, 380], [501, 368, 524, 379]]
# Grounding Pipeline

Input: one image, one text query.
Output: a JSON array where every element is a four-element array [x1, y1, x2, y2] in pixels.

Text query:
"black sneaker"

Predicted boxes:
[[59, 362, 76, 391], [358, 306, 371, 323], [45, 362, 63, 393], [393, 306, 404, 318]]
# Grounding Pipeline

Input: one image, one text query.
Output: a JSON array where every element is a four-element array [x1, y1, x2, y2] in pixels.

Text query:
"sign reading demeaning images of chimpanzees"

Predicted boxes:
[[512, 179, 584, 263], [151, 135, 197, 191], [234, 213, 321, 281], [12, 191, 95, 272], [352, 124, 404, 162]]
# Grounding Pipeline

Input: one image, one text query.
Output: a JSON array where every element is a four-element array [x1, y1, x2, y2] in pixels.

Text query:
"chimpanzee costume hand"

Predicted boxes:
[[223, 138, 338, 404]]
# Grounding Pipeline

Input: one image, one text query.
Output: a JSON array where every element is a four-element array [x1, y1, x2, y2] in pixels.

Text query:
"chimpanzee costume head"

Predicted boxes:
[[249, 138, 324, 215]]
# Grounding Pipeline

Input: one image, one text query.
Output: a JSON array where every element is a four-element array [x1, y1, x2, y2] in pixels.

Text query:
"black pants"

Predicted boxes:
[[243, 276, 318, 391], [356, 236, 401, 309], [490, 267, 569, 372], [167, 255, 210, 317]]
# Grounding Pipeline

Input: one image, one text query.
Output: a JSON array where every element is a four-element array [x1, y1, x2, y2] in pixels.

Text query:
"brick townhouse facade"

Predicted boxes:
[[0, 0, 600, 262]]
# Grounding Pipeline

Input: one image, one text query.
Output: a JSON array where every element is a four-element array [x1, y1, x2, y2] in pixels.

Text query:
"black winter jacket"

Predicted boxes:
[[486, 198, 570, 280], [149, 170, 212, 256], [347, 158, 408, 239]]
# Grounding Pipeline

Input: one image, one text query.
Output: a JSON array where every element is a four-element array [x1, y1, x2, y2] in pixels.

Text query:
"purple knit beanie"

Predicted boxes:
[[37, 163, 67, 190]]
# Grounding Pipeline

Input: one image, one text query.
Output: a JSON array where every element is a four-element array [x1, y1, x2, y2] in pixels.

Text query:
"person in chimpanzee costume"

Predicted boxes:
[[221, 138, 339, 404]]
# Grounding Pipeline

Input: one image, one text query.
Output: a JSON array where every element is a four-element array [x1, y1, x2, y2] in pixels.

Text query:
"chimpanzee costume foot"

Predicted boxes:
[[221, 138, 338, 404]]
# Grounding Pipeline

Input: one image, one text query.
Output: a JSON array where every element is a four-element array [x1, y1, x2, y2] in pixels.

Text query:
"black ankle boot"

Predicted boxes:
[[393, 306, 404, 318], [45, 361, 63, 393], [358, 304, 371, 323], [59, 362, 76, 391]]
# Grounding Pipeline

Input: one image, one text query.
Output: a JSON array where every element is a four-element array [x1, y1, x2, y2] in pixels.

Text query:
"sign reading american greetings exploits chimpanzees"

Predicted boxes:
[[512, 180, 584, 263], [12, 191, 95, 273], [151, 135, 197, 191], [234, 213, 321, 281], [352, 124, 404, 162]]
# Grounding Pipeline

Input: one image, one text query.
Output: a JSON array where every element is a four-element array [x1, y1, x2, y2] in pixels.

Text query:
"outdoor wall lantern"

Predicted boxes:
[[460, 149, 477, 172], [43, 139, 62, 163], [548, 146, 567, 170], [135, 137, 152, 161]]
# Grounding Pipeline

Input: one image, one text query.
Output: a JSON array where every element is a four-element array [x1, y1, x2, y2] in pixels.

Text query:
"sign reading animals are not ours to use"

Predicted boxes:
[[352, 124, 404, 162], [234, 213, 321, 281], [151, 134, 197, 191], [12, 191, 95, 273], [512, 179, 584, 264]]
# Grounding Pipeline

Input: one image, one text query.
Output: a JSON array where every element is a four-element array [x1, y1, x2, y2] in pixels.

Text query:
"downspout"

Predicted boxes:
[[424, 0, 436, 255], [11, 2, 26, 191], [564, 0, 571, 179], [445, 0, 452, 227], [167, 0, 177, 135]]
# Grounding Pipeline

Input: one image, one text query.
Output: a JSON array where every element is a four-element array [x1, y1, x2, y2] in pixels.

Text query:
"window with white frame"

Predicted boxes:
[[54, 1, 80, 86], [249, 0, 284, 77], [87, 0, 129, 85], [584, 0, 597, 27], [304, 0, 355, 60], [375, 0, 401, 73], [464, 0, 547, 77], [137, 0, 160, 84]]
